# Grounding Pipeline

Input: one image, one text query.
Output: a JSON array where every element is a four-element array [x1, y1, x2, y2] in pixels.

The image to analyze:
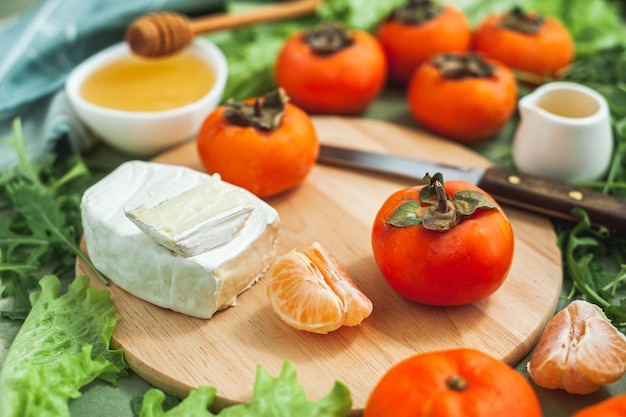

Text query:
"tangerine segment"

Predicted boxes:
[[266, 242, 372, 334], [302, 241, 373, 327], [527, 299, 626, 394], [266, 251, 345, 334]]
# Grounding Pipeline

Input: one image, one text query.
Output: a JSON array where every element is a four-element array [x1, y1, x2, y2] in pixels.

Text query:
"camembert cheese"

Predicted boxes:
[[81, 161, 280, 319], [125, 174, 254, 256]]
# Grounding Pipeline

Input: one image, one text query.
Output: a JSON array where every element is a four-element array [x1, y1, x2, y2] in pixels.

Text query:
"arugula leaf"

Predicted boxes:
[[0, 274, 127, 417], [0, 119, 106, 319], [137, 361, 352, 417], [555, 209, 626, 332]]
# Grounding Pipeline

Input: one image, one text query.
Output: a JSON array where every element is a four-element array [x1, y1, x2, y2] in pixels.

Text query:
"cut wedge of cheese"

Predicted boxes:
[[125, 174, 254, 256], [81, 161, 280, 319]]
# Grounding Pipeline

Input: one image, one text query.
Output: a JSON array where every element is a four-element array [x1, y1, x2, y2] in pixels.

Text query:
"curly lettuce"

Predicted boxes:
[[138, 361, 352, 417], [0, 275, 126, 417]]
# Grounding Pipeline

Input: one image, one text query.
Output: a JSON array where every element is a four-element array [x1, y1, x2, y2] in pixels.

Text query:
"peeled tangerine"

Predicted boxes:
[[266, 241, 373, 334], [527, 299, 626, 394]]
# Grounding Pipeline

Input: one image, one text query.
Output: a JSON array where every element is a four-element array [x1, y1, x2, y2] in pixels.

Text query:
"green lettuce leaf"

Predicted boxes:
[[0, 275, 127, 417], [138, 361, 352, 417]]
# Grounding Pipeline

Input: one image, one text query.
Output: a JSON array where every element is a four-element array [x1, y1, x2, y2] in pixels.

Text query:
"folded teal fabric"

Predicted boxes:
[[0, 0, 224, 170]]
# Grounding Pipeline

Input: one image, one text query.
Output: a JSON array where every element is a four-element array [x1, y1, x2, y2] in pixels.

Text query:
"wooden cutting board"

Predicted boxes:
[[77, 116, 563, 412]]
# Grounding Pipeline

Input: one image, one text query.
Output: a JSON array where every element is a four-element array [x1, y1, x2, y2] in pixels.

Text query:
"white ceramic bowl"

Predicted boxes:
[[66, 38, 228, 156]]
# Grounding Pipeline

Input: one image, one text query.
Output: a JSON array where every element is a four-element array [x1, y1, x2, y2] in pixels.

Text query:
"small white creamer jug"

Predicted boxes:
[[512, 81, 613, 183]]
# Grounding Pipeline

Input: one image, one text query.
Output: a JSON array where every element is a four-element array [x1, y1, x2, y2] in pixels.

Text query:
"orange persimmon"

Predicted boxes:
[[196, 89, 319, 198], [274, 22, 387, 115], [363, 348, 542, 417], [376, 0, 471, 85], [407, 52, 518, 143], [371, 173, 514, 306], [472, 6, 574, 80]]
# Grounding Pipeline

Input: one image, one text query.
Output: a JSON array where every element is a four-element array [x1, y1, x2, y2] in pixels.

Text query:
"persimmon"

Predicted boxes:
[[363, 348, 542, 417], [371, 173, 514, 306], [266, 241, 373, 334], [274, 22, 387, 115], [376, 0, 471, 85], [527, 299, 626, 394], [473, 6, 574, 80], [407, 52, 518, 143], [571, 394, 626, 417], [196, 89, 318, 198]]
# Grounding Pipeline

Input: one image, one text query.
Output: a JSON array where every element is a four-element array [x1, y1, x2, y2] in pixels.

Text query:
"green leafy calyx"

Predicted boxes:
[[223, 88, 289, 131], [431, 53, 497, 80], [389, 0, 444, 26], [386, 173, 497, 231], [303, 22, 354, 55], [501, 6, 545, 35]]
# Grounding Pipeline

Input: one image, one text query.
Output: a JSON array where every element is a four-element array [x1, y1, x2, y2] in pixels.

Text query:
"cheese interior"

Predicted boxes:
[[125, 174, 254, 256], [81, 161, 280, 318]]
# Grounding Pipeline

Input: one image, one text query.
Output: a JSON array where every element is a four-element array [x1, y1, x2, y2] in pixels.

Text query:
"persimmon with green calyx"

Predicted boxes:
[[376, 0, 471, 85], [363, 348, 542, 417], [407, 52, 518, 143], [196, 88, 319, 198], [472, 6, 574, 82], [371, 173, 515, 306], [274, 22, 387, 115]]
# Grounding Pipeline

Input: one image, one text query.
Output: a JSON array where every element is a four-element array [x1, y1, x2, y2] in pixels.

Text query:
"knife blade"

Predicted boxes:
[[317, 144, 626, 234]]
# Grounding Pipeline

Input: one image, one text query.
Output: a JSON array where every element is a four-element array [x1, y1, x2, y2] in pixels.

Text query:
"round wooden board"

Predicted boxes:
[[77, 116, 563, 411]]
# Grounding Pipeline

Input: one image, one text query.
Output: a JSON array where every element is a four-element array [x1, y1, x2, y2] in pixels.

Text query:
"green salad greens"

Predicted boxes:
[[136, 361, 351, 417], [0, 274, 126, 417], [0, 119, 105, 320]]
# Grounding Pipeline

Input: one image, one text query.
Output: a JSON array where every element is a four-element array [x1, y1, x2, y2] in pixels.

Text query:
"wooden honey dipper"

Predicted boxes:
[[126, 0, 322, 58]]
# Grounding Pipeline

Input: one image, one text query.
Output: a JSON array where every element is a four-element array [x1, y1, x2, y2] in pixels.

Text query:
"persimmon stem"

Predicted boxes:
[[432, 53, 496, 80], [223, 88, 288, 131], [446, 375, 469, 391], [304, 23, 353, 55], [434, 180, 449, 213], [390, 0, 443, 24], [502, 6, 544, 34]]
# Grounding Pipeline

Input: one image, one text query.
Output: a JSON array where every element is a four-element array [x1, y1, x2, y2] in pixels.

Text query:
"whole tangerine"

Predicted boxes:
[[364, 348, 542, 417]]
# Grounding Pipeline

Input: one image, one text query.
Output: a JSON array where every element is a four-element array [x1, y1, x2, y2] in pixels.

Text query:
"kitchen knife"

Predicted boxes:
[[317, 144, 626, 234]]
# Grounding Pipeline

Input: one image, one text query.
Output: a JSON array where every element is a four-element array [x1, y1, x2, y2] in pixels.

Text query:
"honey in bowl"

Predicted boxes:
[[80, 52, 216, 112]]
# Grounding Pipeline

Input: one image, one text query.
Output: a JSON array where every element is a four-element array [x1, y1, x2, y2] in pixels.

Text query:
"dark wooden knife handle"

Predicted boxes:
[[478, 166, 626, 234]]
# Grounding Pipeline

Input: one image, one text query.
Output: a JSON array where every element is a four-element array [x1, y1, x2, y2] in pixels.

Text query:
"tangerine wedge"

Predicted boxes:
[[266, 241, 373, 334], [527, 299, 626, 394]]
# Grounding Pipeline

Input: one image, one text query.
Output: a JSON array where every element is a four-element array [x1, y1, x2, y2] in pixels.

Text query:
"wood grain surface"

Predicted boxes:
[[76, 116, 563, 411]]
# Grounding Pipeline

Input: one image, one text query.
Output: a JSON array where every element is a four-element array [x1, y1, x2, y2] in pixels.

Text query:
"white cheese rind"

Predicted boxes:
[[125, 174, 254, 256], [81, 161, 280, 319]]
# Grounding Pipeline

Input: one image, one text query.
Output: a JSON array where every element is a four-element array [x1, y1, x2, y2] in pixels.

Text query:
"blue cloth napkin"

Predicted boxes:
[[0, 0, 224, 170]]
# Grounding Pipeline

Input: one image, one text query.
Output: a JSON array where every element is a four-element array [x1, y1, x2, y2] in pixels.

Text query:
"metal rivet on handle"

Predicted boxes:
[[508, 175, 521, 185], [568, 190, 583, 201]]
